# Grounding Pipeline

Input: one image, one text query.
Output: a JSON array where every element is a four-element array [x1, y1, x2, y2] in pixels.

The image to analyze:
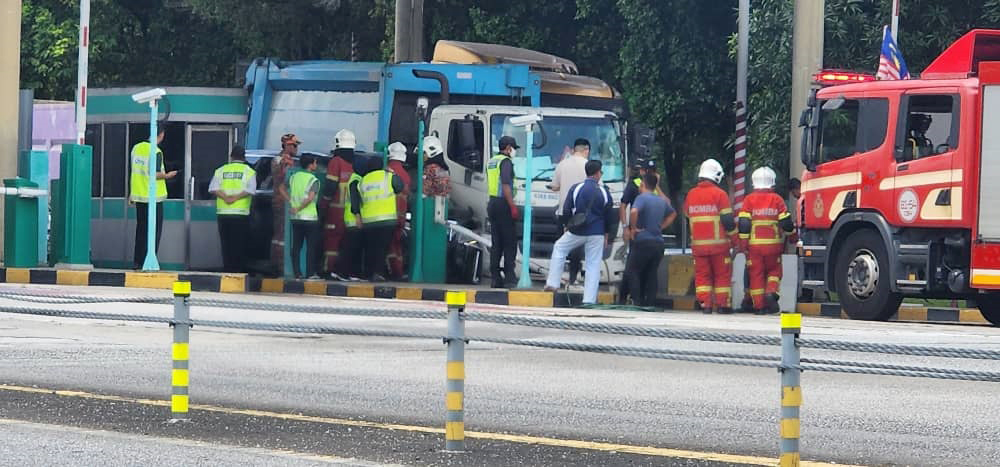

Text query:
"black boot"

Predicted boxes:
[[764, 293, 780, 314], [718, 307, 734, 314]]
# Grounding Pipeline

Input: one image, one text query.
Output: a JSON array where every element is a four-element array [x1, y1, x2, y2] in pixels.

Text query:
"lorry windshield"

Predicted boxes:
[[491, 115, 625, 182]]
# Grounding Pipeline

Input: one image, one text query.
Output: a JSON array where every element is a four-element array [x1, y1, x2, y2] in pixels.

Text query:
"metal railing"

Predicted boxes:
[[1, 285, 999, 466]]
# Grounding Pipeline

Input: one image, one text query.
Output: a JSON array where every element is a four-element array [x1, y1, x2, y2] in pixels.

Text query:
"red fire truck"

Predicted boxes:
[[798, 29, 1000, 326]]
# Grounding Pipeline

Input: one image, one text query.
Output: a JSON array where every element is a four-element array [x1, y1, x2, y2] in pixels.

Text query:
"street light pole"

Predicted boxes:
[[734, 0, 749, 209], [789, 0, 824, 182], [890, 0, 900, 41]]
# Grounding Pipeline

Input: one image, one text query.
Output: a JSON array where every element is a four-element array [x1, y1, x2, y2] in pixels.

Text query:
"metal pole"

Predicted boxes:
[[734, 0, 749, 209], [779, 310, 802, 466], [142, 101, 160, 271], [393, 0, 411, 62], [171, 281, 191, 421], [890, 0, 900, 42], [444, 291, 466, 451], [517, 124, 535, 289], [410, 0, 424, 61], [76, 0, 90, 145], [789, 0, 824, 183], [0, 0, 23, 262], [412, 119, 426, 282], [17, 89, 33, 154]]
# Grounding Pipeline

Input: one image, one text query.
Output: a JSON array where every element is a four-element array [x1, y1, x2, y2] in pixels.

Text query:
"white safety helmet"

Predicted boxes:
[[334, 129, 357, 150], [423, 135, 444, 158], [751, 166, 777, 190], [698, 158, 725, 184], [387, 142, 407, 162]]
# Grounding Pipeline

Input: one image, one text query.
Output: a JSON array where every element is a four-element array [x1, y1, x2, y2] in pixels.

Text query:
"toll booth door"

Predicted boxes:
[[972, 85, 1000, 287], [185, 126, 234, 271]]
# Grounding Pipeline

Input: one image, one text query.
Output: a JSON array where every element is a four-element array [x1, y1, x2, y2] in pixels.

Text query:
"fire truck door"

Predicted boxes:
[[892, 93, 959, 227], [971, 85, 1000, 286]]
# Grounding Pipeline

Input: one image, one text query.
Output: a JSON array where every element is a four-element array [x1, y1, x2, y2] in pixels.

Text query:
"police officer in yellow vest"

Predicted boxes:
[[130, 128, 177, 269], [209, 146, 256, 273], [349, 156, 404, 281], [289, 154, 322, 279], [487, 135, 520, 288]]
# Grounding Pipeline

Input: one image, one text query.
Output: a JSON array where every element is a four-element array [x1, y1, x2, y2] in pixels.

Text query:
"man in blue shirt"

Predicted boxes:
[[544, 160, 617, 304], [624, 173, 677, 306]]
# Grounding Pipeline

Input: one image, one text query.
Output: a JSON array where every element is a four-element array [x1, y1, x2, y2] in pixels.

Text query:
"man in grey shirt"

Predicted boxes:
[[624, 173, 677, 306]]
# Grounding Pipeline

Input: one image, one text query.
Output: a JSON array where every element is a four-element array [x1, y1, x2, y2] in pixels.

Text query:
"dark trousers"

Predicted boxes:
[[291, 220, 321, 278], [217, 215, 249, 273], [362, 225, 394, 280], [337, 228, 361, 277], [488, 198, 517, 285], [625, 240, 665, 306], [134, 202, 164, 269]]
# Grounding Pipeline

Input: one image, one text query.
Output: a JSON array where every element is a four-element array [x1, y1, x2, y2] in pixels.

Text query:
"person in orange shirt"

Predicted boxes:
[[738, 167, 796, 314], [322, 129, 358, 280], [684, 159, 737, 314]]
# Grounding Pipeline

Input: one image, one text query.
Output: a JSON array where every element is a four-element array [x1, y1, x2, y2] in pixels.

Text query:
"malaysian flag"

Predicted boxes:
[[876, 25, 910, 80]]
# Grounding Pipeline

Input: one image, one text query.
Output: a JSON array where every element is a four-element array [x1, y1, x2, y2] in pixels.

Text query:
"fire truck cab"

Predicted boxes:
[[798, 29, 1000, 326]]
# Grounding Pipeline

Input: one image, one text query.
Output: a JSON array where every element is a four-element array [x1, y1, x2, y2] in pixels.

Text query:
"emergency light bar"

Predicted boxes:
[[812, 70, 876, 86]]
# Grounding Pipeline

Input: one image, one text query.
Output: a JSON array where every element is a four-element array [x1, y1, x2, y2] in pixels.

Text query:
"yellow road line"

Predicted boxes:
[[0, 384, 860, 467]]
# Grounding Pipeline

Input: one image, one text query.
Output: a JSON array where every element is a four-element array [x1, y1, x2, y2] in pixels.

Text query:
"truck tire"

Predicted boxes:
[[833, 229, 902, 321], [977, 301, 1000, 327]]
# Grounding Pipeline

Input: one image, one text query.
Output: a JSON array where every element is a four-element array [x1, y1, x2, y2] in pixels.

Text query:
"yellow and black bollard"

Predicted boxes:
[[171, 281, 191, 421], [444, 291, 466, 452], [779, 310, 802, 466]]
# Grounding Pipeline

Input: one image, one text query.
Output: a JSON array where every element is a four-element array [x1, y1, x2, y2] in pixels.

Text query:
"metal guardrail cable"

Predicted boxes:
[[799, 363, 1000, 383], [0, 306, 174, 325], [189, 298, 448, 321], [464, 312, 783, 346], [0, 291, 172, 305], [798, 338, 1000, 361], [800, 357, 1000, 379]]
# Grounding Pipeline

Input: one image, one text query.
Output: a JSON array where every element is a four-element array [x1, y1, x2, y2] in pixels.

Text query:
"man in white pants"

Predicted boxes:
[[544, 160, 616, 304]]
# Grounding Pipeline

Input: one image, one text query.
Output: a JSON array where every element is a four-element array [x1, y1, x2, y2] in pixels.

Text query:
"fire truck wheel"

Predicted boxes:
[[834, 229, 902, 321], [977, 301, 1000, 327]]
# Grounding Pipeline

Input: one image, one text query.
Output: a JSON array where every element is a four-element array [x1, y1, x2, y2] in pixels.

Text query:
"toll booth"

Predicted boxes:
[[85, 87, 247, 271]]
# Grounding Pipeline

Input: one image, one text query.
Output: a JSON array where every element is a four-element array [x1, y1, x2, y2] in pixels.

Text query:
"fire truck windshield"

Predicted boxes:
[[814, 97, 889, 163], [491, 114, 625, 182]]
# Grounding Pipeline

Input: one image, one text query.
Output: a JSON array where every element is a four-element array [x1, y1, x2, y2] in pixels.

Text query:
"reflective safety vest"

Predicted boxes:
[[214, 162, 256, 216], [683, 180, 735, 256], [487, 154, 514, 198], [129, 142, 168, 203], [343, 173, 363, 228], [632, 177, 663, 197], [289, 170, 319, 221], [359, 170, 397, 224], [738, 189, 790, 256]]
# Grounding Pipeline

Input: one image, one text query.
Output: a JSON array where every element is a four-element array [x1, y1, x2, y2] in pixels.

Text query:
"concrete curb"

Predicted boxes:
[[0, 267, 615, 308]]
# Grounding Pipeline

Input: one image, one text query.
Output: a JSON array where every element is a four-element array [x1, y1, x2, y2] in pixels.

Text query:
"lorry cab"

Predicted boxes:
[[798, 29, 1000, 325]]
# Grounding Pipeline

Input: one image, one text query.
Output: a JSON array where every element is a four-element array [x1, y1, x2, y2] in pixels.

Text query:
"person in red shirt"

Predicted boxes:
[[385, 142, 412, 280], [738, 167, 796, 314], [684, 159, 737, 314], [321, 129, 358, 279]]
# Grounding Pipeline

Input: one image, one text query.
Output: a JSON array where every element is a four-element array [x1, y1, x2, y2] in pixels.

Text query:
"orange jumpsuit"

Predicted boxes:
[[386, 160, 411, 279], [738, 189, 794, 312], [322, 155, 354, 274], [684, 180, 737, 311]]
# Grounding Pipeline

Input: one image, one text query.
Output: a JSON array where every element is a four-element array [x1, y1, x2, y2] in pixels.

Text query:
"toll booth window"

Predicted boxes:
[[819, 98, 888, 163], [448, 119, 485, 172], [102, 123, 127, 198], [902, 95, 958, 160]]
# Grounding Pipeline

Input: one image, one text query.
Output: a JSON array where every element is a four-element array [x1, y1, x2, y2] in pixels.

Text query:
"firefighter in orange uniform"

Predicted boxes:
[[322, 129, 358, 280], [684, 159, 738, 314], [385, 142, 412, 280], [738, 167, 796, 314]]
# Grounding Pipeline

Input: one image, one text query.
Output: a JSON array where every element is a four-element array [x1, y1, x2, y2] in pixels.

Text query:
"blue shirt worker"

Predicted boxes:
[[209, 146, 256, 273], [487, 135, 521, 288], [545, 160, 617, 304], [624, 173, 677, 306], [288, 154, 321, 279]]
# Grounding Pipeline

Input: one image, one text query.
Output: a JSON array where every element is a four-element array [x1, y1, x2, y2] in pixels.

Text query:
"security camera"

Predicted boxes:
[[131, 88, 167, 104], [509, 113, 543, 127], [416, 97, 429, 110]]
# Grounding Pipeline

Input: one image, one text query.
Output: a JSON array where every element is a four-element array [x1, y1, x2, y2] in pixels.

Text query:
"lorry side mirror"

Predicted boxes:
[[798, 108, 812, 128], [800, 108, 819, 172], [631, 123, 656, 160], [454, 119, 483, 171]]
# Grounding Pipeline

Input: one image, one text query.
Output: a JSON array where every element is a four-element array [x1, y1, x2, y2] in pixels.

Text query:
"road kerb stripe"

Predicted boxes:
[[0, 384, 860, 467]]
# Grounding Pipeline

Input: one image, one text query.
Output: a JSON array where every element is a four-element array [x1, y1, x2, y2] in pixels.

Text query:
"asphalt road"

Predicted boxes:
[[0, 284, 998, 466]]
